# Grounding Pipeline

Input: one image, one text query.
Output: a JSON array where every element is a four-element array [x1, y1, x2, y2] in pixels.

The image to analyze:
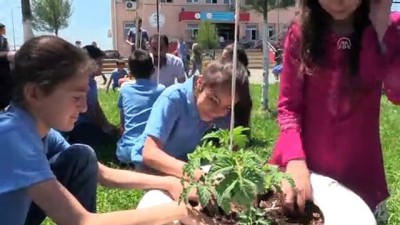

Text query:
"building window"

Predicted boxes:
[[282, 24, 290, 32], [268, 24, 276, 38], [123, 21, 136, 39], [224, 0, 230, 3], [186, 0, 199, 3], [187, 23, 199, 40], [206, 0, 218, 3], [245, 24, 258, 41], [161, 0, 173, 2]]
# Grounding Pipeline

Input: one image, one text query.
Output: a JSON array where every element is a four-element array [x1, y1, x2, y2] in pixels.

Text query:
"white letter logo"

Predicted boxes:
[[337, 37, 351, 50]]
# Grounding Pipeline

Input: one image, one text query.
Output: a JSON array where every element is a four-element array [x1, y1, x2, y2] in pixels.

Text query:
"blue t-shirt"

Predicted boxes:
[[116, 79, 165, 163], [111, 68, 128, 88], [77, 75, 98, 124], [130, 76, 229, 164], [0, 104, 70, 225]]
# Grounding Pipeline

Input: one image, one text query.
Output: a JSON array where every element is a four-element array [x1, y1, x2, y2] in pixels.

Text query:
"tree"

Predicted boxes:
[[243, 0, 296, 109], [21, 0, 35, 41], [196, 21, 219, 50], [31, 0, 73, 36]]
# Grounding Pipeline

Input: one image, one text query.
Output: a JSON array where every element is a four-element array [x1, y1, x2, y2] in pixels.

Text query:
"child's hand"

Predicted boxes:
[[282, 160, 312, 213], [164, 176, 198, 202], [369, 0, 392, 42], [180, 204, 217, 225]]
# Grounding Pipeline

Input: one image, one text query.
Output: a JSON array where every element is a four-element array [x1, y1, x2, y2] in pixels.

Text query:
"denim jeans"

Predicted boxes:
[[24, 144, 99, 225]]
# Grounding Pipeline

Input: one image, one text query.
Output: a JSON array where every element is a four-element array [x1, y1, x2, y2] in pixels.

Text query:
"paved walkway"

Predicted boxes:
[[96, 69, 278, 89]]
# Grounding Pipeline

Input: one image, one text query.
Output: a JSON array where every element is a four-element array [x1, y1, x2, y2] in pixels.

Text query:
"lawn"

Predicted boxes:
[[44, 84, 400, 224]]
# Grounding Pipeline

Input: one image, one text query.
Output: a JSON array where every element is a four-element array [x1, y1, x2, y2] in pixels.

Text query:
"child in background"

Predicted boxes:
[[271, 1, 399, 223], [0, 51, 14, 110], [116, 49, 165, 161], [106, 60, 128, 92], [272, 42, 283, 80], [116, 61, 249, 180], [0, 35, 213, 225], [66, 45, 118, 148], [221, 44, 253, 137], [189, 42, 202, 77]]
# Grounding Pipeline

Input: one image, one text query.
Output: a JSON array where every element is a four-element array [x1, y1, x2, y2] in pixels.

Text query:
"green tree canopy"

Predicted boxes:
[[32, 0, 73, 36], [196, 21, 219, 50]]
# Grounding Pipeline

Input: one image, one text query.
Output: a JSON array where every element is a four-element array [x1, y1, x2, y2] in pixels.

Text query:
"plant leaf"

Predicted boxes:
[[197, 184, 212, 207]]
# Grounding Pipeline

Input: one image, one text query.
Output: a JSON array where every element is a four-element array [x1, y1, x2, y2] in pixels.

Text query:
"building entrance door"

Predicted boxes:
[[215, 23, 235, 42]]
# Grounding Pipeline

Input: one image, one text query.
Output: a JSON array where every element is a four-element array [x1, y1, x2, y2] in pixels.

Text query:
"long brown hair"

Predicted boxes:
[[299, 0, 371, 78]]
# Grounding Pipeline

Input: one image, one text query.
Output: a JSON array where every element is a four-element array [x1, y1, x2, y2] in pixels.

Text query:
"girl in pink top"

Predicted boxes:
[[270, 0, 399, 222]]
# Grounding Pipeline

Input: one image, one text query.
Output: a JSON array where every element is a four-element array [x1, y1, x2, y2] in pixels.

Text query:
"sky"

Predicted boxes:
[[0, 0, 113, 50], [0, 0, 399, 50]]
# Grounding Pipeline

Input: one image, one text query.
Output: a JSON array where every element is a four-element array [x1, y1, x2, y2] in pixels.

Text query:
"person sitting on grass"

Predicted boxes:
[[66, 45, 119, 148], [116, 61, 249, 179], [106, 60, 128, 92], [0, 35, 213, 225], [116, 49, 165, 161]]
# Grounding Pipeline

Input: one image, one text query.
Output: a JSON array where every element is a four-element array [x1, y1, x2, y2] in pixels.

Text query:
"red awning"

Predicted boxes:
[[179, 11, 201, 21], [179, 11, 250, 22]]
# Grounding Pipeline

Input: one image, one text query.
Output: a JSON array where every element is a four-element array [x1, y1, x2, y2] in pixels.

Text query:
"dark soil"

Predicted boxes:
[[199, 192, 324, 225]]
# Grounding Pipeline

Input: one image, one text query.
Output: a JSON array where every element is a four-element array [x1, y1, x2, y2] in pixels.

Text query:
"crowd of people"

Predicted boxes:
[[0, 1, 399, 224]]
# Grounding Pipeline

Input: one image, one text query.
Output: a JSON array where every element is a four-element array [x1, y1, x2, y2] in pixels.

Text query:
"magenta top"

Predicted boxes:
[[270, 13, 400, 209]]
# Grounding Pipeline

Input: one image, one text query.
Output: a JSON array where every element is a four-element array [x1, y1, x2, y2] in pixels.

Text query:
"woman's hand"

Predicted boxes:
[[281, 160, 312, 213], [369, 0, 392, 42]]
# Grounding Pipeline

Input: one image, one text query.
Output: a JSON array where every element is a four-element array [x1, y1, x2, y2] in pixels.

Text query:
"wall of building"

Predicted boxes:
[[112, 0, 299, 57]]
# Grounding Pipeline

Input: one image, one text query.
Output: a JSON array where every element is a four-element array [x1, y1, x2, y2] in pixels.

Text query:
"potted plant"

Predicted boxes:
[[178, 127, 321, 224], [179, 127, 376, 225], [136, 127, 376, 225]]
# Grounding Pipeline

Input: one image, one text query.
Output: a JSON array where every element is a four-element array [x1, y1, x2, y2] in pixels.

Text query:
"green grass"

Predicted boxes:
[[43, 84, 400, 224]]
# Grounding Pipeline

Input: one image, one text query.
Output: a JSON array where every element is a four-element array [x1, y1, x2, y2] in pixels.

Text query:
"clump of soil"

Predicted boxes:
[[199, 191, 324, 225]]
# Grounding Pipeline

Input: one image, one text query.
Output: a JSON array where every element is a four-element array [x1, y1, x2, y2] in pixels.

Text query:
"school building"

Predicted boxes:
[[111, 0, 300, 57]]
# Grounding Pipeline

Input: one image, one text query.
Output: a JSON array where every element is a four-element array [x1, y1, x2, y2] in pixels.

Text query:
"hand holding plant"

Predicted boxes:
[[179, 127, 294, 224], [282, 160, 312, 213]]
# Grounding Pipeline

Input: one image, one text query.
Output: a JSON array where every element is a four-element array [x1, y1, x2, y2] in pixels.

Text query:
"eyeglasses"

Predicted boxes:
[[204, 88, 231, 113]]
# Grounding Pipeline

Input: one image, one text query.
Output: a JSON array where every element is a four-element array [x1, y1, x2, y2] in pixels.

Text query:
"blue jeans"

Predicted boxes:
[[24, 144, 99, 225]]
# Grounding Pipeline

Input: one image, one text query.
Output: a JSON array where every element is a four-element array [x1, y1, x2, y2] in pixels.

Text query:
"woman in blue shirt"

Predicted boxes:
[[127, 61, 249, 180]]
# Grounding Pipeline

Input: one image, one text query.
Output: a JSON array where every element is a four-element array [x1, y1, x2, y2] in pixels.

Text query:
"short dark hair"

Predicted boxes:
[[0, 23, 5, 29], [128, 49, 154, 79], [82, 45, 105, 60], [223, 44, 250, 76], [137, 17, 142, 23], [12, 35, 95, 104], [150, 34, 169, 47], [201, 61, 249, 99], [116, 60, 125, 65]]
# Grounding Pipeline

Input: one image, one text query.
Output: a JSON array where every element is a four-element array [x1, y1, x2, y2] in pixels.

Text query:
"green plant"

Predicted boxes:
[[179, 126, 293, 224], [196, 21, 219, 50]]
